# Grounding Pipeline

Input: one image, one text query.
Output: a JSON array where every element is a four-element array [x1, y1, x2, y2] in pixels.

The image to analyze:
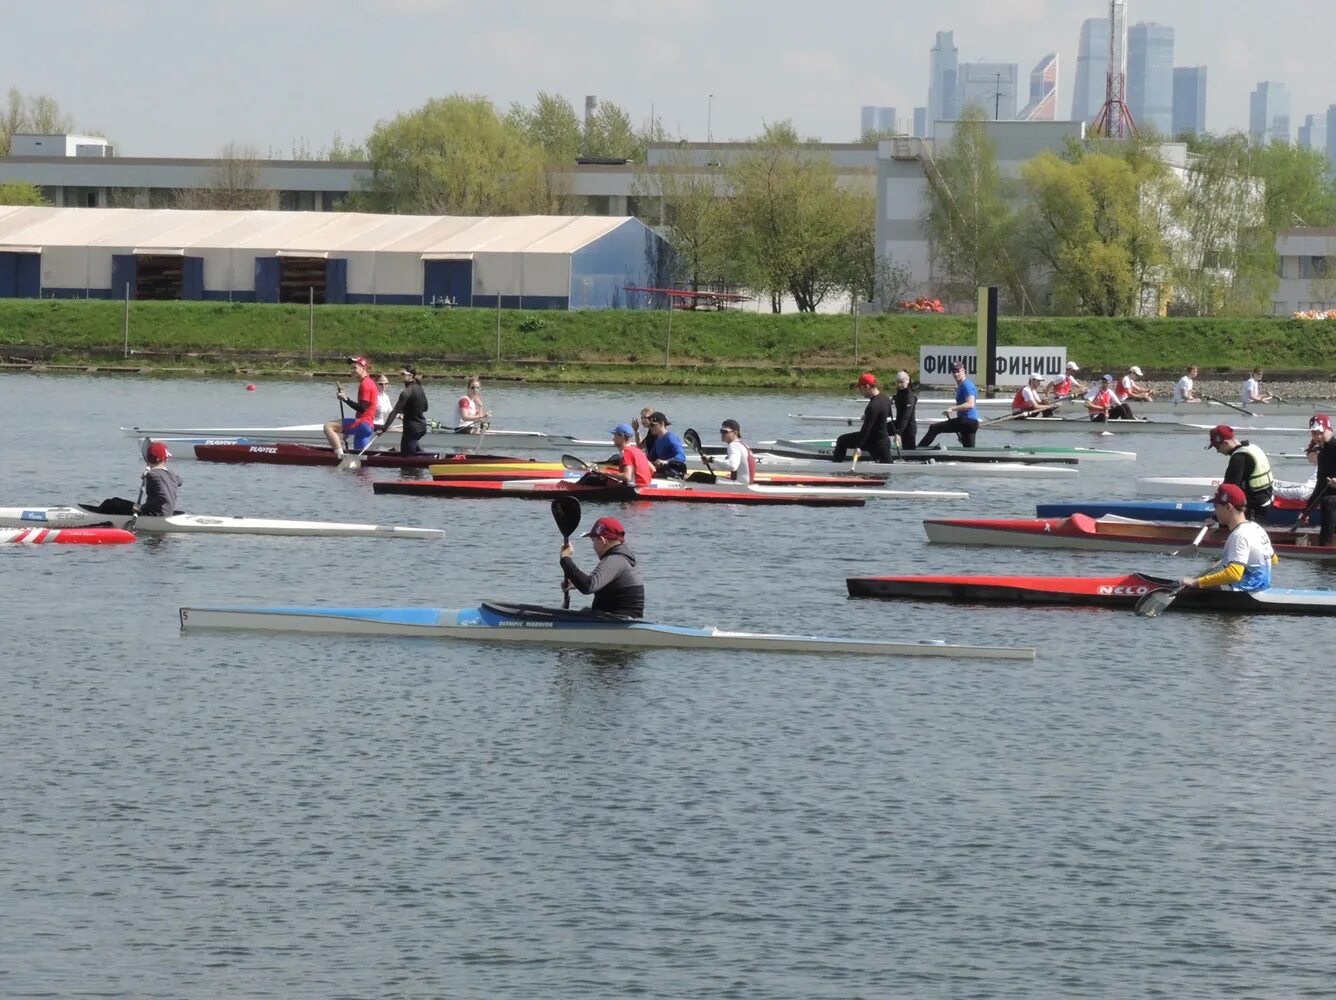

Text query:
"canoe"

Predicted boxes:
[[1136, 476, 1315, 499], [923, 513, 1336, 560], [989, 417, 1307, 435], [374, 478, 874, 506], [124, 424, 611, 453], [1, 526, 136, 545], [1035, 498, 1305, 526], [178, 601, 1035, 660], [0, 504, 445, 539], [846, 572, 1336, 615], [808, 398, 1336, 418], [765, 438, 1134, 463], [425, 462, 891, 489], [746, 453, 1079, 480], [193, 442, 535, 468]]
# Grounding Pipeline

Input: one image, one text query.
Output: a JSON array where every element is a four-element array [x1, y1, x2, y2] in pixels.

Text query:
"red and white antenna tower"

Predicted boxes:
[[1091, 0, 1137, 137]]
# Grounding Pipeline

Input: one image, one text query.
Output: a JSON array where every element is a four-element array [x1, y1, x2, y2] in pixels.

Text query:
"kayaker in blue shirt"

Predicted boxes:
[[917, 360, 981, 448], [642, 411, 688, 478]]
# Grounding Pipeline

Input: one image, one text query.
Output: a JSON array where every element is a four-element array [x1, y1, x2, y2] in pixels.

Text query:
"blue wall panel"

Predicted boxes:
[[254, 258, 281, 303], [326, 258, 348, 304], [182, 257, 204, 300], [110, 254, 137, 300], [423, 260, 473, 306], [0, 252, 41, 297], [569, 219, 674, 311]]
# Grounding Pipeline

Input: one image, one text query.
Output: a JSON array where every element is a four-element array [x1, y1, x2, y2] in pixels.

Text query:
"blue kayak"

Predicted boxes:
[[1036, 500, 1302, 526]]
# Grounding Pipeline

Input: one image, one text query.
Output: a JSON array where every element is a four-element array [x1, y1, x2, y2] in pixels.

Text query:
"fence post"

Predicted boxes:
[[853, 298, 860, 366], [308, 287, 315, 362], [496, 296, 502, 363], [123, 283, 130, 358], [665, 300, 672, 368]]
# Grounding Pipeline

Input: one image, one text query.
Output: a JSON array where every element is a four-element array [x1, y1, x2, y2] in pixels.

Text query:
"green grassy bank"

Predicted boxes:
[[1, 299, 1333, 387]]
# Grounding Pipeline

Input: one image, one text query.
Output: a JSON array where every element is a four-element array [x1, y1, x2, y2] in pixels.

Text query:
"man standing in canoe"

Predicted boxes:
[[642, 411, 688, 479], [1299, 414, 1336, 544], [608, 423, 655, 487], [379, 363, 430, 455], [138, 441, 183, 517], [1179, 484, 1275, 593], [560, 516, 645, 618], [322, 355, 379, 460], [717, 419, 757, 484], [831, 372, 893, 463], [1207, 425, 1274, 523], [890, 370, 918, 450], [918, 361, 979, 449]]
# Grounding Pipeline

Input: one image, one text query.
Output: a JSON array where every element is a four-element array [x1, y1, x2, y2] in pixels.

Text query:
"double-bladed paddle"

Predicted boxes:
[[1134, 521, 1214, 617], [682, 428, 717, 481], [551, 495, 582, 609]]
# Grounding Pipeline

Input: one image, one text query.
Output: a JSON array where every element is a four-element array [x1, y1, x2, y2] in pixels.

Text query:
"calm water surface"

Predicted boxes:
[[3, 373, 1336, 998]]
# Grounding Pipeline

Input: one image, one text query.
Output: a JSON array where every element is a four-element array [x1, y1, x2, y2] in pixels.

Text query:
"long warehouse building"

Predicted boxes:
[[0, 207, 673, 309]]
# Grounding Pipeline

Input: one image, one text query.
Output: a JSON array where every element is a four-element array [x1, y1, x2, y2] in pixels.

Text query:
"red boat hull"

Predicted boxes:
[[375, 479, 866, 506], [429, 466, 889, 488], [1, 527, 136, 545], [194, 443, 534, 468]]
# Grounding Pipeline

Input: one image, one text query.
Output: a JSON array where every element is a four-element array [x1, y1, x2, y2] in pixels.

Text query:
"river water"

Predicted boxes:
[[3, 372, 1335, 998]]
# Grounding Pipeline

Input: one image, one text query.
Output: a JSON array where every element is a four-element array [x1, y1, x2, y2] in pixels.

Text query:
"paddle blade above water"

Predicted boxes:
[[683, 428, 702, 451], [1134, 587, 1181, 618], [551, 496, 582, 538], [561, 453, 592, 472]]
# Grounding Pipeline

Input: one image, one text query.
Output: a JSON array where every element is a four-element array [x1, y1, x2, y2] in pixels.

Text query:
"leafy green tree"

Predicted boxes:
[[635, 151, 732, 294], [583, 100, 642, 160], [348, 95, 548, 215], [505, 91, 582, 163], [0, 182, 46, 205]]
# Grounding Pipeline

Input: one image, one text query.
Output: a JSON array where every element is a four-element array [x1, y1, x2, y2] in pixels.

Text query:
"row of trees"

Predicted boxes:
[[924, 111, 1336, 316]]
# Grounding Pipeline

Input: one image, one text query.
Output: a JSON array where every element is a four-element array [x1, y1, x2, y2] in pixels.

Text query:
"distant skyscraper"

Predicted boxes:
[[860, 106, 897, 137], [1072, 17, 1110, 124], [1172, 66, 1207, 137], [1249, 82, 1291, 145], [957, 63, 1019, 121], [1326, 105, 1336, 174], [912, 107, 927, 137], [927, 31, 958, 137], [1020, 54, 1059, 121], [1127, 22, 1174, 135], [1298, 114, 1327, 154]]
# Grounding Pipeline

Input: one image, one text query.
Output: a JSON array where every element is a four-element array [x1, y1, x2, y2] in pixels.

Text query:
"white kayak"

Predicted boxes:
[[766, 438, 1134, 463], [0, 504, 445, 539], [834, 398, 1335, 417], [991, 417, 1308, 435], [122, 424, 611, 454], [1135, 477, 1315, 500], [747, 452, 1078, 480]]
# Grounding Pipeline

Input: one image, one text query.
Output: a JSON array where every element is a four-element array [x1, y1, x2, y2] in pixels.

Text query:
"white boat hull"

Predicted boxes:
[[767, 438, 1134, 463], [1135, 477, 1314, 500], [0, 505, 445, 539], [749, 453, 1078, 479], [123, 424, 610, 454]]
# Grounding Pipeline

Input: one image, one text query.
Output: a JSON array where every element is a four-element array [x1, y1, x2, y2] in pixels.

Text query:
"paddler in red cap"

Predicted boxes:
[[322, 355, 379, 459], [560, 516, 645, 617], [1299, 414, 1336, 544], [138, 441, 183, 517], [1179, 484, 1275, 592], [1206, 424, 1273, 523], [831, 372, 893, 463]]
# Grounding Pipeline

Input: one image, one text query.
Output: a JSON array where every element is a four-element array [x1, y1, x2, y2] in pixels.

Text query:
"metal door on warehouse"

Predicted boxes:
[[423, 259, 472, 307]]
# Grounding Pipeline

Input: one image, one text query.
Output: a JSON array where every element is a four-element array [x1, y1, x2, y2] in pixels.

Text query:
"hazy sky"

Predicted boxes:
[[8, 0, 1335, 157]]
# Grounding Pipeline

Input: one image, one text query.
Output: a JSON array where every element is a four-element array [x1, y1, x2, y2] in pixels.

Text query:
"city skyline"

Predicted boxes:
[[1, 1, 1334, 157]]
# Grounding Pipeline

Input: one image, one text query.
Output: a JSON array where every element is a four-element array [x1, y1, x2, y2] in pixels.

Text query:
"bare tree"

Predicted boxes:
[[175, 143, 270, 210]]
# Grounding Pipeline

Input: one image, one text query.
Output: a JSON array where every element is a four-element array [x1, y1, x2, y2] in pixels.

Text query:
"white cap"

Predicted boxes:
[[1028, 371, 1043, 381], [896, 370, 910, 381], [1066, 361, 1080, 371], [1129, 365, 1144, 376]]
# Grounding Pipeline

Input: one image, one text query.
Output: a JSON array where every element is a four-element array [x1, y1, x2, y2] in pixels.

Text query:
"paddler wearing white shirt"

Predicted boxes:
[[1047, 361, 1085, 400], [1116, 365, 1153, 416], [1011, 372, 1049, 416], [1179, 484, 1276, 593], [1085, 374, 1131, 421], [454, 376, 491, 432], [717, 419, 757, 484], [1172, 364, 1201, 403], [374, 374, 393, 427], [1241, 368, 1274, 407]]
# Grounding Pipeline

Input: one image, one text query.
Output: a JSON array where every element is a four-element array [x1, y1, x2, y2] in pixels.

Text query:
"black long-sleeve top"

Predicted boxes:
[[854, 392, 893, 451], [891, 386, 918, 435]]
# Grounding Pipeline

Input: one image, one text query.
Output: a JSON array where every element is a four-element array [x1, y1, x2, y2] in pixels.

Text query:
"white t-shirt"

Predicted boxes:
[[1217, 520, 1274, 590], [375, 389, 393, 425], [1273, 476, 1317, 500], [455, 394, 482, 426], [1173, 375, 1196, 403], [1018, 385, 1043, 409], [1083, 384, 1105, 403], [1242, 377, 1261, 406], [1118, 375, 1138, 400], [719, 439, 753, 484]]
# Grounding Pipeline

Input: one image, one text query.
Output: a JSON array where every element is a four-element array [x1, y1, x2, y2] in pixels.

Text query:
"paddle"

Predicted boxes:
[[980, 402, 1059, 428], [1134, 521, 1214, 617], [125, 468, 148, 530], [1202, 393, 1254, 418], [551, 495, 582, 609], [561, 453, 619, 486], [339, 431, 382, 470], [682, 428, 718, 481]]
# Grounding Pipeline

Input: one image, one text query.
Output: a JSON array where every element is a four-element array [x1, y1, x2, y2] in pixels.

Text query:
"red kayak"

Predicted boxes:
[[375, 478, 866, 507], [428, 466, 890, 489], [194, 443, 535, 468], [1, 527, 136, 545], [847, 572, 1336, 615]]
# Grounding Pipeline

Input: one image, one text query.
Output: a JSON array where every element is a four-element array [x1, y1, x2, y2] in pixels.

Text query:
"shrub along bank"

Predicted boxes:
[[1, 299, 1333, 387]]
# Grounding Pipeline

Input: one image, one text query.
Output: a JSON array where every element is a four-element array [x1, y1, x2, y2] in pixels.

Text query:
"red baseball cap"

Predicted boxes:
[[853, 372, 877, 388], [582, 516, 626, 540], [1310, 414, 1331, 432], [146, 441, 172, 463], [347, 355, 370, 368], [1210, 483, 1247, 509], [1205, 424, 1235, 449]]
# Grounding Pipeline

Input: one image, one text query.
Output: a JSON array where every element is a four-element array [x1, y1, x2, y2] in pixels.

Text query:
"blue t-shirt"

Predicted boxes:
[[955, 379, 979, 421], [645, 430, 686, 466]]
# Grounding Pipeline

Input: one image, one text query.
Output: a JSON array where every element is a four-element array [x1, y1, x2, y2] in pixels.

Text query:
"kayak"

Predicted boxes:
[[124, 424, 611, 454], [398, 472, 963, 501], [1, 526, 136, 545], [923, 513, 1336, 560], [374, 478, 873, 506], [193, 442, 535, 468], [764, 438, 1134, 463], [846, 572, 1336, 615], [1035, 498, 1305, 526], [425, 462, 892, 489], [809, 399, 1335, 418], [178, 601, 1035, 660], [1136, 476, 1315, 499], [988, 416, 1307, 435], [747, 454, 1079, 480], [0, 504, 445, 539]]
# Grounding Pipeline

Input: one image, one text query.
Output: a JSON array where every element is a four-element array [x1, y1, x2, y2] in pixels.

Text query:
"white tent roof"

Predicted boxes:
[[0, 207, 636, 255]]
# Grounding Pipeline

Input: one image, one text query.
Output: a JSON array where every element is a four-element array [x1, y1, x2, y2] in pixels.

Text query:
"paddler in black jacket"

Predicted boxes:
[[890, 370, 918, 451], [379, 362, 430, 455], [1299, 414, 1336, 544], [559, 516, 645, 618], [831, 372, 893, 463], [1206, 424, 1273, 523]]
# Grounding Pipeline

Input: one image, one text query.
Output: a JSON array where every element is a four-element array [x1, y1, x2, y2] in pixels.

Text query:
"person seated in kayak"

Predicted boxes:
[[1242, 368, 1274, 407], [607, 423, 654, 487], [717, 419, 757, 484], [1276, 443, 1320, 500], [1172, 364, 1202, 404], [1085, 375, 1131, 421], [138, 441, 183, 517], [631, 406, 655, 448], [890, 370, 918, 450], [322, 355, 379, 459], [1047, 361, 1085, 400], [454, 376, 490, 432], [918, 361, 980, 449], [1011, 372, 1051, 417], [832, 372, 893, 462], [560, 516, 645, 618], [1298, 414, 1336, 545], [1117, 365, 1154, 416], [1179, 484, 1276, 593], [379, 363, 430, 455], [1206, 424, 1273, 523], [642, 411, 688, 479]]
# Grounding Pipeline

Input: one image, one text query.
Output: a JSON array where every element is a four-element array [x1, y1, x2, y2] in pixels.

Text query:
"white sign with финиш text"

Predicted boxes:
[[919, 346, 1069, 387]]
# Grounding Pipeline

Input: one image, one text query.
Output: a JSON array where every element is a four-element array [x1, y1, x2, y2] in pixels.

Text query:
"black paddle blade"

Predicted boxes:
[[560, 453, 592, 471], [551, 496, 582, 538], [1134, 587, 1180, 618], [683, 428, 702, 451]]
